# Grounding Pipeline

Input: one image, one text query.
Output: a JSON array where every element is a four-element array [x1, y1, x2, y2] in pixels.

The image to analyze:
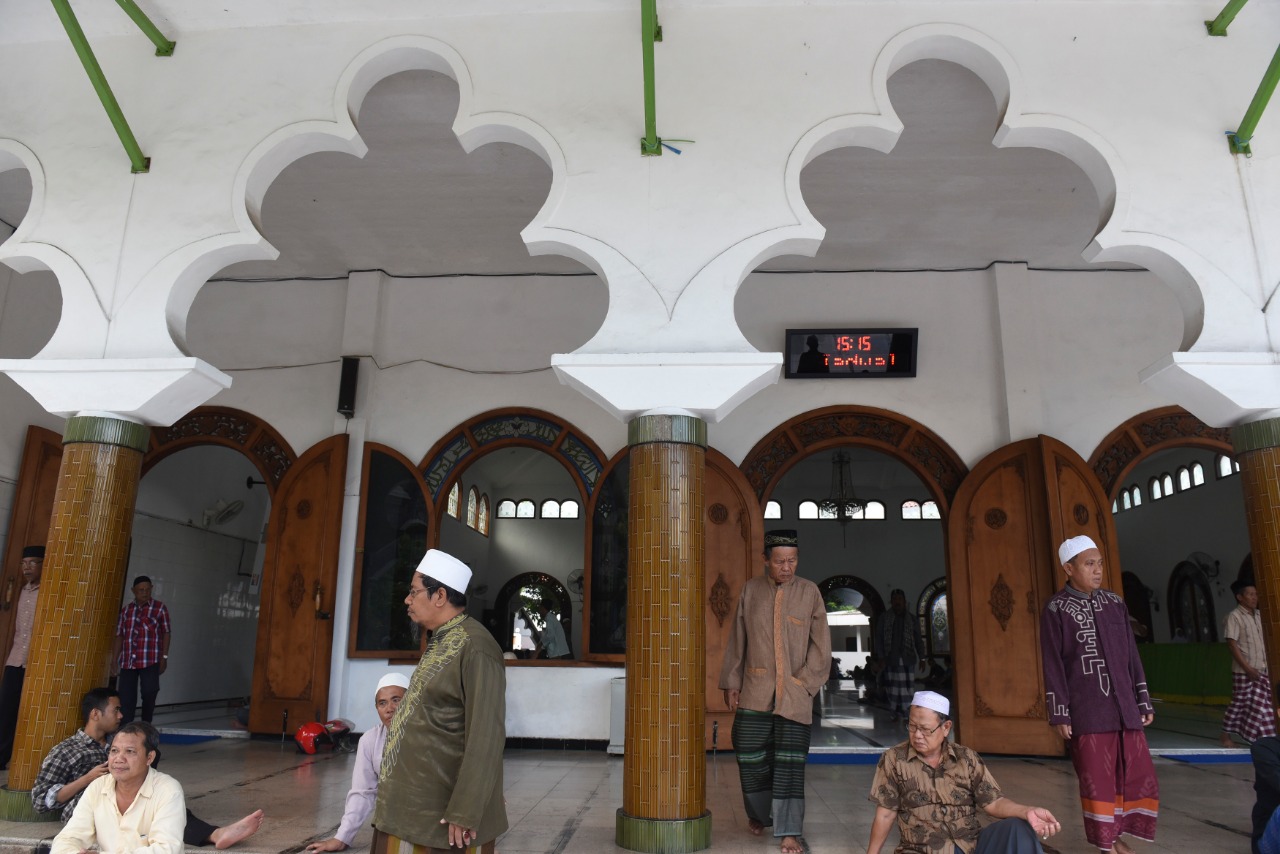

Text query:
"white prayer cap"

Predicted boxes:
[[911, 690, 950, 717], [1058, 535, 1098, 565], [414, 548, 472, 593], [375, 672, 409, 696]]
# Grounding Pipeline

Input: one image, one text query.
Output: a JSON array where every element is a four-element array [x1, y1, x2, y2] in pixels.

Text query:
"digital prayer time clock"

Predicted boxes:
[[784, 328, 918, 378]]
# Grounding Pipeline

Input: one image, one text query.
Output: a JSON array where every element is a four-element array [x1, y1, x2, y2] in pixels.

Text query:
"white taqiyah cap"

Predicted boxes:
[[1058, 535, 1098, 566], [911, 690, 950, 717], [375, 672, 410, 696], [414, 548, 472, 593]]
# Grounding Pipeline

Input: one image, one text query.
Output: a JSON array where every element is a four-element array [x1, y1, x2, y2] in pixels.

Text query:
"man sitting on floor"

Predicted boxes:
[[866, 691, 1062, 854], [32, 687, 264, 848], [51, 721, 185, 854]]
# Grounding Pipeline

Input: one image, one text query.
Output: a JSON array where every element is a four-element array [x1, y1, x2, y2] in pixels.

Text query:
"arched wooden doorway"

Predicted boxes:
[[1088, 405, 1232, 500]]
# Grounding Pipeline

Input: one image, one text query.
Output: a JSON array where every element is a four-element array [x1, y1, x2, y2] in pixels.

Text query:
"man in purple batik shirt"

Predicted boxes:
[[1040, 535, 1158, 854]]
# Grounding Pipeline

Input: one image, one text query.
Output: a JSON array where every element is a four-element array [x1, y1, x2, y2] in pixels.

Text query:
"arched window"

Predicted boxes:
[[466, 487, 479, 528], [920, 500, 940, 519], [864, 501, 885, 519], [1168, 561, 1218, 642], [1217, 454, 1235, 478], [541, 499, 560, 518], [1177, 467, 1191, 491], [764, 500, 782, 519], [1131, 485, 1143, 507], [817, 501, 837, 520], [1149, 477, 1162, 500], [902, 500, 921, 520], [477, 495, 490, 535], [1161, 473, 1173, 495], [1191, 462, 1205, 485], [496, 499, 516, 518], [516, 499, 535, 518], [1122, 491, 1131, 510], [916, 577, 949, 660], [447, 482, 461, 518], [798, 501, 818, 519], [561, 500, 580, 519], [1111, 499, 1118, 514]]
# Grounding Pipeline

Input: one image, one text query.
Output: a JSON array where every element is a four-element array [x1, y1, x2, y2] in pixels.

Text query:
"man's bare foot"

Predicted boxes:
[[1220, 734, 1235, 748], [780, 836, 804, 854], [1112, 839, 1137, 854], [747, 819, 765, 836], [210, 809, 265, 850]]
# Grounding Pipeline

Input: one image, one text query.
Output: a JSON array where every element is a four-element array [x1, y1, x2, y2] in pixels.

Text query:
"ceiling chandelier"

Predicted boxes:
[[818, 450, 864, 547]]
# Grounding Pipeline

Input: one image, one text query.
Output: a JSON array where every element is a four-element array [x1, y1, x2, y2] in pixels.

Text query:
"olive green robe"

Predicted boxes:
[[374, 614, 508, 848]]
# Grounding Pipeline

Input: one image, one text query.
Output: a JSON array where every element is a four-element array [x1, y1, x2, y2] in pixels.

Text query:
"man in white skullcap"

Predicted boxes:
[[1040, 536, 1157, 854], [373, 549, 507, 854], [305, 673, 409, 852], [867, 690, 1061, 853]]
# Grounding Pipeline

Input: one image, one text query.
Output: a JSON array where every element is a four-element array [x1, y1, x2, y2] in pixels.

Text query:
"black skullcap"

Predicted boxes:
[[764, 529, 798, 548], [891, 588, 907, 599], [21, 546, 44, 560], [1231, 578, 1254, 596], [132, 575, 152, 587]]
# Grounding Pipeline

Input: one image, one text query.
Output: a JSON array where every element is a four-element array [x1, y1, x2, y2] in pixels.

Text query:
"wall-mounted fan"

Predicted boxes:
[[567, 568, 585, 598], [1188, 551, 1221, 579], [202, 499, 245, 528]]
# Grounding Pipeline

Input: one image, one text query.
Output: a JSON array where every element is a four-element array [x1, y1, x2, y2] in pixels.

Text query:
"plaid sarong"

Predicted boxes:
[[1070, 729, 1159, 851], [731, 709, 811, 838], [884, 662, 914, 715], [1223, 671, 1277, 743]]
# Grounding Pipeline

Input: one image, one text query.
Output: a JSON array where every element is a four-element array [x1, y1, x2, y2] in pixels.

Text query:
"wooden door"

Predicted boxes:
[[704, 449, 762, 750], [0, 426, 63, 649], [949, 435, 1115, 756], [249, 435, 347, 734]]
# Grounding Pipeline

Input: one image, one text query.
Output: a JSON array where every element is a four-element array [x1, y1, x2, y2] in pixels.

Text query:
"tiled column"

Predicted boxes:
[[616, 414, 710, 853], [0, 415, 149, 819], [1233, 418, 1280, 681]]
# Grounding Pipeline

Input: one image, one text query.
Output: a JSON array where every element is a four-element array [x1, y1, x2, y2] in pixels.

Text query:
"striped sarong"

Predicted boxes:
[[1223, 671, 1277, 743], [884, 662, 914, 716], [1070, 729, 1158, 851], [372, 828, 493, 854], [731, 708, 811, 838]]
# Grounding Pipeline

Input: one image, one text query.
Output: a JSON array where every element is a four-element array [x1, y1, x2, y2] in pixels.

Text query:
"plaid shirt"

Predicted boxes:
[[115, 600, 171, 669], [31, 729, 107, 820]]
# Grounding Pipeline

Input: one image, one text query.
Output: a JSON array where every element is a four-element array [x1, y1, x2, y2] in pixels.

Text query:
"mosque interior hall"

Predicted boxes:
[[2, 1, 1280, 851]]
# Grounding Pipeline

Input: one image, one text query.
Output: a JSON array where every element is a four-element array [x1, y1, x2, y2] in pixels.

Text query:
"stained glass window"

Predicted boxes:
[[466, 487, 478, 528], [478, 495, 490, 535], [929, 593, 950, 655], [447, 482, 460, 518]]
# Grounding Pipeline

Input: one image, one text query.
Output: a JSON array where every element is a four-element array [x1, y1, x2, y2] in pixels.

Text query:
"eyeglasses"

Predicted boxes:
[[406, 587, 428, 599], [906, 721, 946, 736]]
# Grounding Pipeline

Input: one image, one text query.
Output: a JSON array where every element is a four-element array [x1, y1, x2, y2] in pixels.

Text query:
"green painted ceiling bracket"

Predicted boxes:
[[1206, 0, 1250, 36], [1227, 41, 1280, 156], [115, 0, 177, 56], [50, 0, 176, 173], [640, 0, 663, 156]]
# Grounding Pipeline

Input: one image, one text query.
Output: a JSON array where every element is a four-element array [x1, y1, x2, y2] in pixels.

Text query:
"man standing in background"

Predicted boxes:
[[0, 545, 43, 768], [1222, 579, 1275, 747], [111, 576, 171, 724], [873, 588, 926, 722]]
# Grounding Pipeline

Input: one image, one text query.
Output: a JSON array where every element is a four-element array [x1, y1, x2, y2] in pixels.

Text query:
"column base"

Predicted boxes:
[[616, 809, 712, 853], [0, 787, 59, 822]]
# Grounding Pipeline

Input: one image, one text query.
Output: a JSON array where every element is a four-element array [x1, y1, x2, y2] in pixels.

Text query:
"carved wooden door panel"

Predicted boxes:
[[249, 435, 347, 734], [704, 449, 762, 750], [0, 427, 63, 649], [1039, 435, 1123, 593]]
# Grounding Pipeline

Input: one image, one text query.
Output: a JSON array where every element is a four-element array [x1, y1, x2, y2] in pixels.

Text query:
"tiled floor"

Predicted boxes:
[[0, 690, 1253, 853]]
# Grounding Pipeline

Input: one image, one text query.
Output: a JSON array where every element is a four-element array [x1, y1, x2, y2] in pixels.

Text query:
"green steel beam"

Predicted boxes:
[[640, 0, 662, 156], [1228, 42, 1280, 155], [51, 0, 150, 173], [1206, 0, 1251, 36], [115, 0, 176, 56]]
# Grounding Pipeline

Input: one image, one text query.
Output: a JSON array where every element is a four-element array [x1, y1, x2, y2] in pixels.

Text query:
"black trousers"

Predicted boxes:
[[0, 665, 24, 766], [118, 663, 161, 723], [185, 809, 217, 846]]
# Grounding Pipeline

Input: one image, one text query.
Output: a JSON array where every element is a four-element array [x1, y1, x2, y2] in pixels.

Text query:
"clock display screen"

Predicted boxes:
[[784, 328, 917, 378]]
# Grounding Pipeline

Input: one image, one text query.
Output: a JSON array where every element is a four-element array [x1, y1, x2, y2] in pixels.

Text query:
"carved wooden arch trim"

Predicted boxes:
[[1087, 406, 1232, 500], [143, 406, 297, 496], [419, 407, 607, 507], [739, 405, 968, 513]]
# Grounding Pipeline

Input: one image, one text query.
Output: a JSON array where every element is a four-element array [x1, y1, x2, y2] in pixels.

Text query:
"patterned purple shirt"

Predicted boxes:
[[1040, 584, 1154, 734], [115, 599, 171, 670]]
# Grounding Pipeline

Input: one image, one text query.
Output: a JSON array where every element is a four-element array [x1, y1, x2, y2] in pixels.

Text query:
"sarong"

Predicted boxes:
[[884, 662, 913, 715], [372, 828, 493, 854], [1070, 730, 1158, 851], [731, 709, 811, 838], [1224, 672, 1277, 743]]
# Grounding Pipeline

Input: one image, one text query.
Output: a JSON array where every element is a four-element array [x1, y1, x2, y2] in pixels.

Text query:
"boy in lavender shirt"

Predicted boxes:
[[305, 673, 409, 852]]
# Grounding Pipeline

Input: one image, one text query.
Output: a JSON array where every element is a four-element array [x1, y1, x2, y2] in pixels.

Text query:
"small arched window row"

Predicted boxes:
[[495, 499, 579, 519], [1216, 454, 1241, 479], [901, 500, 940, 520], [797, 500, 886, 520], [1147, 462, 1208, 503]]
